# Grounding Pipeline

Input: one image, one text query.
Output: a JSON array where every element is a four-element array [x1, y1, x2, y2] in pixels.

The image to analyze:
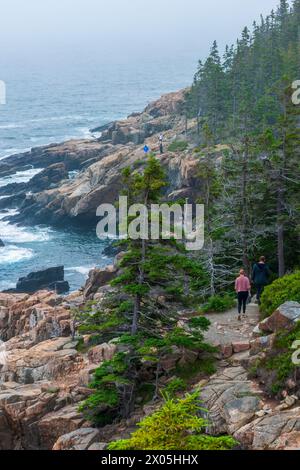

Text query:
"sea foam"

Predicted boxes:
[[0, 245, 34, 264], [0, 168, 43, 188]]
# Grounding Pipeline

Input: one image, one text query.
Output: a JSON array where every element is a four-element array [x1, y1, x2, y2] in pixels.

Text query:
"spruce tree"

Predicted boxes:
[[79, 156, 213, 423]]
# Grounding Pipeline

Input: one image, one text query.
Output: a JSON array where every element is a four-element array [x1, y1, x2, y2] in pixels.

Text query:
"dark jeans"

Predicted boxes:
[[238, 291, 249, 314], [256, 284, 265, 304]]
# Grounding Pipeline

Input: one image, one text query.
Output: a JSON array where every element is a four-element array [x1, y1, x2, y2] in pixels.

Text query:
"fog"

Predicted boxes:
[[0, 0, 281, 63]]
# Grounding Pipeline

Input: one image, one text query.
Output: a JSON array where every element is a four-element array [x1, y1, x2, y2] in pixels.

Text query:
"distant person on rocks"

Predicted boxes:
[[235, 269, 251, 321], [252, 256, 271, 305], [159, 134, 164, 154]]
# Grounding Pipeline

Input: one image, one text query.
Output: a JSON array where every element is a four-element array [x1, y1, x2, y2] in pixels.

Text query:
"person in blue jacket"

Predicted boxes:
[[252, 256, 271, 305]]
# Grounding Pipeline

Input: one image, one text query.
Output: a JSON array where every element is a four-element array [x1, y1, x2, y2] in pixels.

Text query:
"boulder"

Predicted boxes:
[[274, 431, 300, 450], [88, 343, 117, 364], [83, 265, 118, 299], [250, 334, 276, 356], [259, 302, 300, 334], [232, 341, 250, 353], [88, 442, 107, 450], [220, 344, 233, 359], [53, 428, 100, 450], [37, 405, 86, 450], [16, 267, 69, 294], [0, 337, 81, 384]]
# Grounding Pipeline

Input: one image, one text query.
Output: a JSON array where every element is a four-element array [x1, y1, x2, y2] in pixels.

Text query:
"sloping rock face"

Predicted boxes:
[[199, 365, 300, 450], [0, 140, 115, 179], [0, 290, 96, 449], [234, 407, 300, 450], [0, 290, 70, 341], [199, 367, 264, 436], [10, 148, 201, 226]]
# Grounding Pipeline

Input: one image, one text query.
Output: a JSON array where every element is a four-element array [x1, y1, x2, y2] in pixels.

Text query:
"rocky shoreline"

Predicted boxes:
[[0, 89, 207, 228]]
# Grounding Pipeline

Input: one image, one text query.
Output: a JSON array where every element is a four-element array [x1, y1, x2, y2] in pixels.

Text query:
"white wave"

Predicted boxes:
[[0, 210, 52, 243], [0, 208, 19, 219], [65, 266, 94, 277], [0, 245, 34, 264], [27, 115, 88, 124], [0, 223, 51, 244], [0, 168, 43, 188], [68, 170, 80, 180], [0, 123, 22, 129], [76, 127, 93, 139]]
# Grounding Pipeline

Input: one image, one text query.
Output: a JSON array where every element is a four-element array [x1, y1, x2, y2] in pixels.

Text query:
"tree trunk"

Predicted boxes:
[[277, 187, 285, 277], [131, 231, 146, 335], [241, 140, 250, 275]]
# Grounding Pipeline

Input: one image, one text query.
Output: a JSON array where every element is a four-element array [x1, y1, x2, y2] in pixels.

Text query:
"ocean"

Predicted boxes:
[[0, 53, 196, 291]]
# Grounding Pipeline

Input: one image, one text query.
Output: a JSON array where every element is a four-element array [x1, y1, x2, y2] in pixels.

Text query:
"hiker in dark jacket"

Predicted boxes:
[[252, 256, 271, 305]]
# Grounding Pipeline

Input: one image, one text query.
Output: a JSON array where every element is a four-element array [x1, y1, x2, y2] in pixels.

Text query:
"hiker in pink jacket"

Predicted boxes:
[[235, 269, 251, 321]]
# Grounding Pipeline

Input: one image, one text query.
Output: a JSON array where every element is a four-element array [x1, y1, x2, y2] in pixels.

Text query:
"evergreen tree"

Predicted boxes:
[[78, 157, 213, 423]]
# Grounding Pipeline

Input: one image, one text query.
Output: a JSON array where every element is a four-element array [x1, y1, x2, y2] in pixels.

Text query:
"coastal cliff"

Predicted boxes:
[[0, 89, 201, 227]]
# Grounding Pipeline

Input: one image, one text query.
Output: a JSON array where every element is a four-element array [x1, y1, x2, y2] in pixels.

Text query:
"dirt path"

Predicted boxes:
[[203, 302, 260, 353]]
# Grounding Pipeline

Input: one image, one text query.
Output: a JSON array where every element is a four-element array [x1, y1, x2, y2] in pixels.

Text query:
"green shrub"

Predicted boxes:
[[168, 140, 188, 152], [260, 271, 300, 317], [200, 294, 235, 313], [108, 393, 237, 450], [164, 377, 186, 396], [79, 353, 129, 423], [188, 316, 211, 330], [175, 357, 216, 381]]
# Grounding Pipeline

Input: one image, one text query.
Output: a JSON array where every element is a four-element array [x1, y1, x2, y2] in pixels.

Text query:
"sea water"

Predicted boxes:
[[0, 53, 196, 291]]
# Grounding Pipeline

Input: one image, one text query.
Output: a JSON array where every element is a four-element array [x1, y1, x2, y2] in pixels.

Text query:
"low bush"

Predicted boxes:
[[108, 392, 237, 450], [164, 377, 187, 396], [260, 271, 300, 318], [168, 140, 188, 152], [200, 294, 235, 313]]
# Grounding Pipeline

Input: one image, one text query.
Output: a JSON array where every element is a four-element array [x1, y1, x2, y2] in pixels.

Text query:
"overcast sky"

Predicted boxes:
[[0, 0, 281, 63]]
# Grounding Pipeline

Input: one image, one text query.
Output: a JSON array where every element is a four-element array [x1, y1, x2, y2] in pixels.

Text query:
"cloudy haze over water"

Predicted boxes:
[[0, 0, 281, 64]]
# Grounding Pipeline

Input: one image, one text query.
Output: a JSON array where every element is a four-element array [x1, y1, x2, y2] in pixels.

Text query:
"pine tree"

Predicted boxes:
[[258, 83, 300, 276], [78, 157, 213, 423]]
